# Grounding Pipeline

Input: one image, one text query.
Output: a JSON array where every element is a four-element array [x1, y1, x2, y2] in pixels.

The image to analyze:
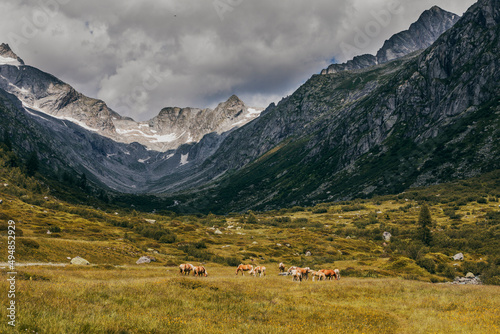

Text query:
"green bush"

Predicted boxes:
[[341, 204, 367, 212], [437, 263, 457, 279], [159, 234, 177, 244], [20, 238, 40, 249], [417, 258, 436, 274], [225, 257, 241, 266]]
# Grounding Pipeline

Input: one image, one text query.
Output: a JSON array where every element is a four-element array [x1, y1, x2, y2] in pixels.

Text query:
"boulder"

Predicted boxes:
[[70, 256, 90, 265], [214, 229, 223, 235], [465, 272, 475, 278], [305, 251, 312, 256], [453, 253, 464, 261], [382, 232, 392, 241], [136, 256, 151, 264]]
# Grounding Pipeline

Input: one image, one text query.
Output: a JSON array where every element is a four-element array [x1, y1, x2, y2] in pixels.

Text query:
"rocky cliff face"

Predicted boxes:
[[321, 6, 460, 74], [166, 0, 499, 212]]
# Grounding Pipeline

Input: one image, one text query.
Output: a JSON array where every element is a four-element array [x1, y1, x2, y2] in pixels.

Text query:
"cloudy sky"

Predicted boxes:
[[0, 0, 475, 121]]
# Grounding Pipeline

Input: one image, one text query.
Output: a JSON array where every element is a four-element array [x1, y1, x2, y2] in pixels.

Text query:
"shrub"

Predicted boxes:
[[289, 206, 305, 213], [159, 234, 177, 244], [48, 226, 61, 233], [341, 204, 366, 212], [225, 257, 241, 267], [437, 263, 457, 279], [247, 213, 258, 224], [20, 238, 40, 249], [417, 258, 436, 274]]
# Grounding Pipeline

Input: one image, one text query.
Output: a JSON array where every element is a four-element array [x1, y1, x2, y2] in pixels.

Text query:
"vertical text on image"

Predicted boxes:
[[7, 220, 17, 327]]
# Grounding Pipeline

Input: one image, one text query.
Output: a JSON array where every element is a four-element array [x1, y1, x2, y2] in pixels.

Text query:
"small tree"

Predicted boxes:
[[418, 204, 433, 246]]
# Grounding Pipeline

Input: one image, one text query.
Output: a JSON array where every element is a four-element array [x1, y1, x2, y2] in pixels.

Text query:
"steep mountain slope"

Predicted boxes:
[[166, 0, 500, 213], [321, 6, 460, 74]]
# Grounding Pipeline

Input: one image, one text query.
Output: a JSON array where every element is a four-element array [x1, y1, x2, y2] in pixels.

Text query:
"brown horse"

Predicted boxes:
[[236, 264, 253, 275], [252, 266, 266, 277], [193, 266, 208, 277], [319, 269, 338, 280], [296, 267, 311, 280], [312, 271, 326, 281], [179, 263, 194, 275], [278, 262, 285, 273]]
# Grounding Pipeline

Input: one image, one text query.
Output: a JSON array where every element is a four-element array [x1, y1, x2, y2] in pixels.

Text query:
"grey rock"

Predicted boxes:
[[136, 256, 151, 264], [453, 253, 464, 261], [70, 256, 90, 265]]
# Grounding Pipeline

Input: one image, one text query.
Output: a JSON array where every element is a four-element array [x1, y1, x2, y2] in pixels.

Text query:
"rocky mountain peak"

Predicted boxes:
[[225, 94, 244, 105], [375, 6, 460, 63], [322, 6, 460, 74], [0, 43, 25, 65], [214, 94, 246, 117]]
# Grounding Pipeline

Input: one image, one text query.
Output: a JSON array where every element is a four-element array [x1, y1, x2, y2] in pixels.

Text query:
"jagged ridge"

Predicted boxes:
[[321, 6, 460, 74]]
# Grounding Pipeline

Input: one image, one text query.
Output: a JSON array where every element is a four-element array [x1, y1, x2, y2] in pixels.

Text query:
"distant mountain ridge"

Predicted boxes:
[[0, 44, 262, 151], [321, 6, 460, 74]]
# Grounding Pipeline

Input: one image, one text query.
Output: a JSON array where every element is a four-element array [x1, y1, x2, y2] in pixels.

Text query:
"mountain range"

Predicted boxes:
[[0, 0, 499, 213]]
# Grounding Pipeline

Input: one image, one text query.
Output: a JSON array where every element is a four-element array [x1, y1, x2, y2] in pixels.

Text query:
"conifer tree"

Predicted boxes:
[[418, 204, 433, 246]]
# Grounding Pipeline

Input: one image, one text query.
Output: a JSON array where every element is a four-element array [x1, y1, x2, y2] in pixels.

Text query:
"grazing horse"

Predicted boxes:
[[319, 269, 338, 280], [287, 266, 298, 275], [278, 262, 285, 273], [312, 271, 326, 281], [252, 266, 266, 277], [193, 266, 208, 277], [179, 263, 194, 275], [236, 264, 253, 275], [296, 267, 311, 280], [291, 270, 302, 282], [334, 269, 341, 280]]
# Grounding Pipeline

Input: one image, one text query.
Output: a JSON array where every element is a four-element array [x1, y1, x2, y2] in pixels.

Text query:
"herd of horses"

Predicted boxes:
[[178, 263, 208, 277], [179, 262, 340, 281]]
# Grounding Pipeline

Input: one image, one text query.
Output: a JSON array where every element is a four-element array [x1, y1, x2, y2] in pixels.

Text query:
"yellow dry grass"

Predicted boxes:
[[0, 265, 498, 334]]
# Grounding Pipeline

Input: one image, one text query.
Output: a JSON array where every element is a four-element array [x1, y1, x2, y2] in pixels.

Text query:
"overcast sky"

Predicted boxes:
[[0, 0, 475, 121]]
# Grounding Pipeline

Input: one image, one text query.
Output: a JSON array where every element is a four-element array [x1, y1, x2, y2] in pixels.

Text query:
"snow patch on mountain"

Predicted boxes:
[[180, 153, 189, 166], [0, 55, 22, 68]]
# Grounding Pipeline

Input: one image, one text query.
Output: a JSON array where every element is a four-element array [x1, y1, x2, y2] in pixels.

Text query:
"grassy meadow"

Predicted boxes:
[[1, 265, 499, 334], [1, 148, 500, 333]]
